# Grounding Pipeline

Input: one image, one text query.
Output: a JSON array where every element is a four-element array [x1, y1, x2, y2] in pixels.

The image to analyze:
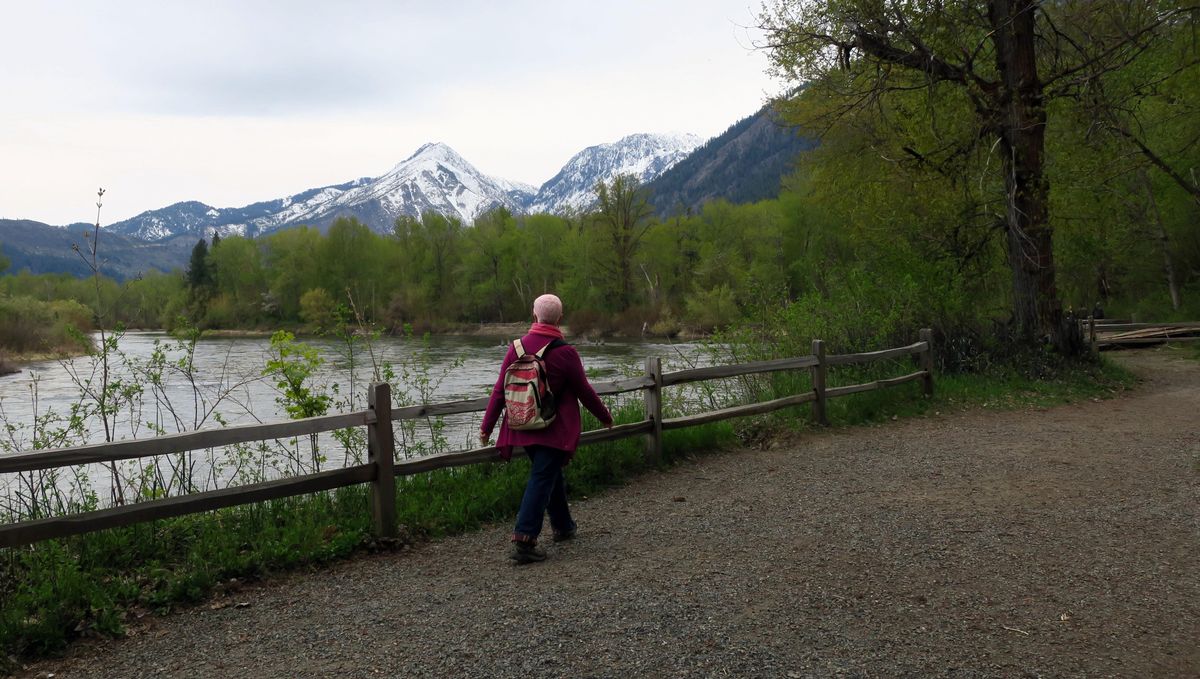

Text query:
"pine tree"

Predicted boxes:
[[186, 238, 211, 290]]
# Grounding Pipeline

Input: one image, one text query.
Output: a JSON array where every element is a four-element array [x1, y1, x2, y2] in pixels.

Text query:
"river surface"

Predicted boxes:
[[0, 332, 713, 515]]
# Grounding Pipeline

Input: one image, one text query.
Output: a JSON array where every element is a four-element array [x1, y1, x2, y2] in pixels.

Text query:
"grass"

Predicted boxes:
[[0, 355, 1131, 670], [1174, 342, 1200, 362]]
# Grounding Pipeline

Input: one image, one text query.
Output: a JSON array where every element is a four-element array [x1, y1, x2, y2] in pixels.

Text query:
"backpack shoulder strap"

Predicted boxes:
[[533, 338, 568, 358], [512, 338, 526, 358]]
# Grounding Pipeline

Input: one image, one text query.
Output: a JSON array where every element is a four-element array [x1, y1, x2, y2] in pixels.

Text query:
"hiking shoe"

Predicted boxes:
[[509, 541, 547, 564], [552, 527, 577, 543]]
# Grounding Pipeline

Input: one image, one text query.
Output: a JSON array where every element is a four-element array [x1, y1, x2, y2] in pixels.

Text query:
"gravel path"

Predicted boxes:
[[17, 350, 1199, 678]]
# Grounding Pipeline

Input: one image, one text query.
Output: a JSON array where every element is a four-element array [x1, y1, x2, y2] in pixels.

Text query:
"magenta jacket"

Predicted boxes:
[[481, 332, 613, 462]]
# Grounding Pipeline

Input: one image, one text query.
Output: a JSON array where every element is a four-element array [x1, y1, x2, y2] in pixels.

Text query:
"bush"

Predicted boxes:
[[299, 288, 336, 332], [566, 308, 605, 337], [685, 285, 739, 331], [0, 295, 93, 356]]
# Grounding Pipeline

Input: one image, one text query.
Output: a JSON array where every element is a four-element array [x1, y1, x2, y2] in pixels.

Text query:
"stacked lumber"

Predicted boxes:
[[1094, 322, 1200, 348]]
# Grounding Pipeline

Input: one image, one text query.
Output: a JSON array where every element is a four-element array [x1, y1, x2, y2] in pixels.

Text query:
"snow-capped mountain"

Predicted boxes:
[[103, 135, 699, 242], [112, 200, 232, 241], [108, 178, 372, 241], [528, 133, 702, 214]]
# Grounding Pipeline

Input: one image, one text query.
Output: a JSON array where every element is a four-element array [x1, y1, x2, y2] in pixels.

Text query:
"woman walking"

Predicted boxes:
[[480, 294, 613, 564]]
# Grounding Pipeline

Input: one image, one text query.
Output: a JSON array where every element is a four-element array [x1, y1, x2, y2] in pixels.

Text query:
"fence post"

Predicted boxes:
[[1088, 315, 1097, 352], [367, 382, 396, 539], [811, 339, 828, 426], [919, 328, 935, 397], [643, 356, 663, 465]]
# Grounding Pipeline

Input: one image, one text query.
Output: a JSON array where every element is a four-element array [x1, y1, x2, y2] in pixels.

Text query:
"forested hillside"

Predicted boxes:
[[0, 220, 195, 281], [646, 105, 815, 215]]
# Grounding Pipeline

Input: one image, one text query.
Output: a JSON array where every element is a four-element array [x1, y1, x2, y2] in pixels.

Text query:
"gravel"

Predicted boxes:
[[14, 350, 1199, 678]]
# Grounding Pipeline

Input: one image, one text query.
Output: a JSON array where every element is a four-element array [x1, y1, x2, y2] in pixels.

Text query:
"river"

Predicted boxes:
[[0, 331, 713, 516]]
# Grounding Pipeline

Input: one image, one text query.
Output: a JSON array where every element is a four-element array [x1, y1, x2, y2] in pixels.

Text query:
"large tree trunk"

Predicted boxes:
[[990, 0, 1079, 352]]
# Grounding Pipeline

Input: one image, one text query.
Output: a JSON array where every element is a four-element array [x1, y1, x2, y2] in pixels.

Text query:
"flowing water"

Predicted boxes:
[[0, 331, 713, 517]]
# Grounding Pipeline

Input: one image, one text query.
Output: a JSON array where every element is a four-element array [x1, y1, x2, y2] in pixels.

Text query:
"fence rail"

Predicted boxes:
[[0, 329, 935, 548]]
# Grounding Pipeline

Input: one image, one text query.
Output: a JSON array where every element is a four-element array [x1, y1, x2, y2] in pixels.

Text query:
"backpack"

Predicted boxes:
[[502, 338, 566, 431]]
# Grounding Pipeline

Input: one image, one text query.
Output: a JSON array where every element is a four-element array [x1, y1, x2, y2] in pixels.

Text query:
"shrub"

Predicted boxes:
[[0, 295, 93, 355], [299, 288, 336, 333]]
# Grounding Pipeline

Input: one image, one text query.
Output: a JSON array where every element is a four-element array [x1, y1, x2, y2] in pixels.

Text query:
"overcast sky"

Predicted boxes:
[[0, 0, 781, 226]]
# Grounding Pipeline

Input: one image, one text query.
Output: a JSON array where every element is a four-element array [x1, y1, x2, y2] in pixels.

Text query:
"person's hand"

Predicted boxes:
[[479, 431, 491, 447]]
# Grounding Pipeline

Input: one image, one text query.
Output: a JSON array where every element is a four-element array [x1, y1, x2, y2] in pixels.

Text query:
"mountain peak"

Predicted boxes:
[[528, 132, 703, 214], [400, 141, 467, 167]]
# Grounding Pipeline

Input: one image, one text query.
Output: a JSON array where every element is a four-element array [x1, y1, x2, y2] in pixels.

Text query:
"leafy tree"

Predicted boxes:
[[757, 0, 1199, 350], [208, 235, 265, 321], [593, 174, 655, 310], [318, 217, 380, 315], [461, 207, 517, 321], [299, 287, 337, 332], [261, 227, 322, 320], [391, 212, 463, 323]]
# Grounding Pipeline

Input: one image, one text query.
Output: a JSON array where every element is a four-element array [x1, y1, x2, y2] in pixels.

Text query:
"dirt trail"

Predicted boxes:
[[17, 350, 1199, 678]]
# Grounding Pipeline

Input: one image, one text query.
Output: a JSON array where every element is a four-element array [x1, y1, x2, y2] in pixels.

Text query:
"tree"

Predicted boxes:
[[462, 207, 517, 321], [186, 238, 212, 290], [299, 287, 337, 332], [208, 235, 265, 319], [390, 212, 463, 321], [318, 217, 380, 315], [757, 0, 1199, 350], [593, 174, 655, 311], [261, 227, 323, 321]]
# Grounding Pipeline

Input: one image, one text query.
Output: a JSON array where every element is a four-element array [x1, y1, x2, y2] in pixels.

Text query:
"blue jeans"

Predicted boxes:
[[513, 445, 575, 543]]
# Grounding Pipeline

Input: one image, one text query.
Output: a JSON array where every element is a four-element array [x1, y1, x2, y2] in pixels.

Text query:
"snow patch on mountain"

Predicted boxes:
[[528, 133, 702, 214]]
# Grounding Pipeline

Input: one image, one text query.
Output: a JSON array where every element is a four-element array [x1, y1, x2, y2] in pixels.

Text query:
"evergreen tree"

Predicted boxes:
[[186, 238, 211, 290]]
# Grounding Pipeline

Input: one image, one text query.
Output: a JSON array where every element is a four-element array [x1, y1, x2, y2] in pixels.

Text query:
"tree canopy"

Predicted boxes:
[[757, 0, 1200, 349]]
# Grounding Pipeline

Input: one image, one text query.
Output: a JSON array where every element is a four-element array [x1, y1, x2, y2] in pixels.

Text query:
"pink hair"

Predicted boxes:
[[532, 294, 563, 324]]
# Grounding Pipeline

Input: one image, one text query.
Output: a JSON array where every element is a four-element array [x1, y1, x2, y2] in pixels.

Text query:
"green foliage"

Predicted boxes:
[[298, 288, 337, 332], [262, 331, 331, 420], [0, 296, 94, 355], [593, 174, 655, 311], [207, 236, 265, 325]]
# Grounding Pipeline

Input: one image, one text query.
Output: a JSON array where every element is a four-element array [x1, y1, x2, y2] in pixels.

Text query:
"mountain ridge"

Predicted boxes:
[[101, 133, 701, 242]]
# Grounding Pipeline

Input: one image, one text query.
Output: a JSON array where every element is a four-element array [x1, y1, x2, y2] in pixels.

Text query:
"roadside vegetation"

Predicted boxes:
[[0, 318, 1133, 668]]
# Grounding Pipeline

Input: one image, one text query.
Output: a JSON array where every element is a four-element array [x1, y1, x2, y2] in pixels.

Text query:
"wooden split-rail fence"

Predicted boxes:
[[0, 330, 935, 548]]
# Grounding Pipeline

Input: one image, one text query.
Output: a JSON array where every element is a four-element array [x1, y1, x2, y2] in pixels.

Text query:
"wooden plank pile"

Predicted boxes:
[[1094, 321, 1200, 348]]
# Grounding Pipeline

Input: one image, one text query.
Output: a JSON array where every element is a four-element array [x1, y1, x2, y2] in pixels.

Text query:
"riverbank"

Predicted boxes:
[[0, 345, 91, 376], [452, 321, 704, 341]]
